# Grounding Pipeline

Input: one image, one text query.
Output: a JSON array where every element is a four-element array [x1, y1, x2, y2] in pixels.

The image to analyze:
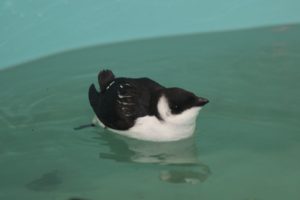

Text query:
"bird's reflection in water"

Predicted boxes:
[[94, 131, 211, 184]]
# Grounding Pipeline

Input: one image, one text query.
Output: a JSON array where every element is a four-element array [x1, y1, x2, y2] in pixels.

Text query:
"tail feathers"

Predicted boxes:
[[89, 84, 99, 109], [98, 70, 115, 92]]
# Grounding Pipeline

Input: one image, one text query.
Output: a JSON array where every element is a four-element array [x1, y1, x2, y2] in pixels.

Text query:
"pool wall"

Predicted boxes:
[[1, 0, 300, 69]]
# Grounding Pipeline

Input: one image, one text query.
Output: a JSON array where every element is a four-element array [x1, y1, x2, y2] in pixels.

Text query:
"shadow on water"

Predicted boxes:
[[26, 169, 63, 191]]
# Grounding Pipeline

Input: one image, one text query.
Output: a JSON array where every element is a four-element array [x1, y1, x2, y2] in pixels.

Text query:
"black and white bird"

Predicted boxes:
[[88, 70, 209, 142]]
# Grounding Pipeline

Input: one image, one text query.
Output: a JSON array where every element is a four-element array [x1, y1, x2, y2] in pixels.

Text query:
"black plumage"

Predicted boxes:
[[89, 70, 163, 130], [89, 70, 209, 131]]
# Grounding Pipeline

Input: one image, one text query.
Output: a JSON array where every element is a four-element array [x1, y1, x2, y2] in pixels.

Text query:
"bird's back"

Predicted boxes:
[[89, 71, 164, 130]]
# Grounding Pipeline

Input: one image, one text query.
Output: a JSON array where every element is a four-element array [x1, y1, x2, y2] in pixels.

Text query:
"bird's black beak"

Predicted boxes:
[[195, 97, 209, 107]]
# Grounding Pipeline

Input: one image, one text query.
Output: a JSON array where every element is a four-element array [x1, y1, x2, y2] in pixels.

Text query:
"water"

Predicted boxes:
[[1, 24, 300, 200]]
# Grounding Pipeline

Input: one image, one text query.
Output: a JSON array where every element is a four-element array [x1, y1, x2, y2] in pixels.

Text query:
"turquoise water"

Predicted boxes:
[[1, 24, 300, 200]]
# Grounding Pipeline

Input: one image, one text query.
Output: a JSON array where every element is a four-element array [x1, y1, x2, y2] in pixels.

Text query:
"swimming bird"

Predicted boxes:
[[88, 70, 209, 142]]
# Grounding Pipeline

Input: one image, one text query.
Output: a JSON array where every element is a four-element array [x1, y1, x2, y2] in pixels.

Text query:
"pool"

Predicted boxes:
[[0, 24, 300, 200]]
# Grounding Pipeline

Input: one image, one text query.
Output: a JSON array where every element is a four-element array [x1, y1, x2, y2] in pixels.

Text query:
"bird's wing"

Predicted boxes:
[[114, 81, 150, 121]]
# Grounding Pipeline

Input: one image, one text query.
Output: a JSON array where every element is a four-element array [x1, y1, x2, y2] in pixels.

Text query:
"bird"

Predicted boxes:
[[88, 69, 209, 142]]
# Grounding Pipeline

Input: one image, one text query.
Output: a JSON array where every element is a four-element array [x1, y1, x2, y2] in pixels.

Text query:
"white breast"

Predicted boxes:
[[95, 114, 198, 142], [97, 107, 200, 142], [127, 112, 199, 141], [94, 95, 201, 142]]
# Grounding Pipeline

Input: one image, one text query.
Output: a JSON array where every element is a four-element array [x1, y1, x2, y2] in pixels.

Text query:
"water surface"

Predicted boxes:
[[0, 24, 300, 200]]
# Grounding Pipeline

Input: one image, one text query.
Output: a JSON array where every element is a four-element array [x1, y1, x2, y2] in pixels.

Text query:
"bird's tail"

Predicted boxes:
[[74, 123, 95, 130], [89, 84, 99, 109]]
